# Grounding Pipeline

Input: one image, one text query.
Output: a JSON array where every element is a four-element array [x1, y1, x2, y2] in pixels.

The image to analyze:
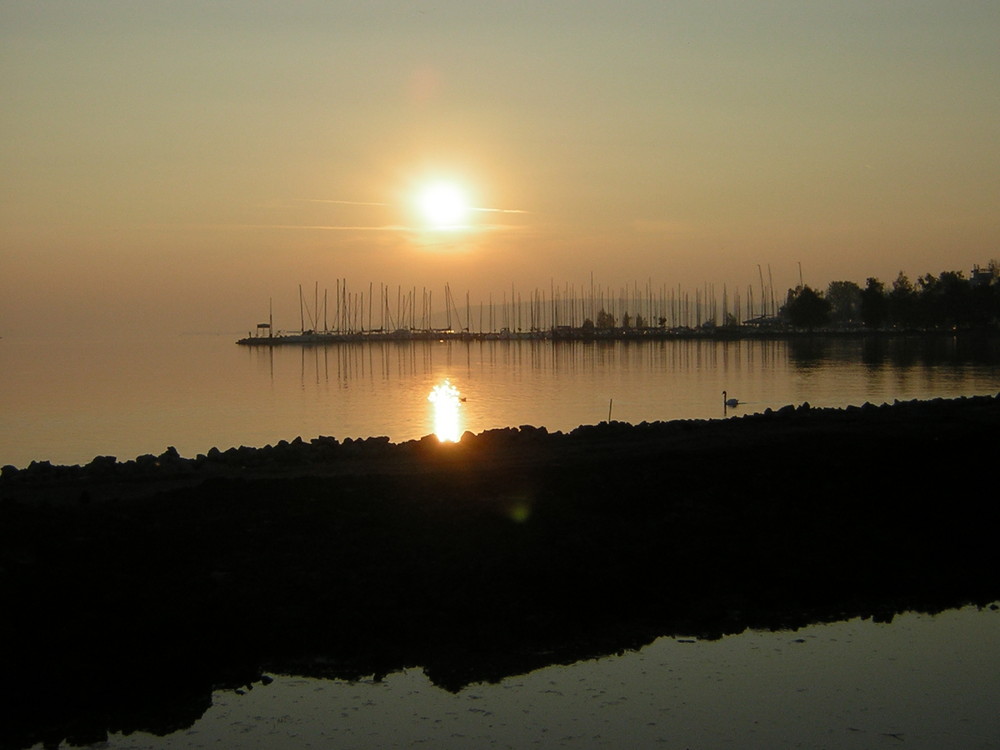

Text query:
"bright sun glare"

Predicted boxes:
[[428, 379, 463, 442], [417, 182, 470, 228]]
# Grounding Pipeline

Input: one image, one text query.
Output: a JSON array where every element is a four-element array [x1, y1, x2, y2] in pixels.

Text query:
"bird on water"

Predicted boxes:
[[723, 390, 740, 407]]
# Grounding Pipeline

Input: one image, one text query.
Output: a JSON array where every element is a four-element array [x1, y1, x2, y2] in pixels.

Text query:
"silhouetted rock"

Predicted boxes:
[[85, 455, 117, 477]]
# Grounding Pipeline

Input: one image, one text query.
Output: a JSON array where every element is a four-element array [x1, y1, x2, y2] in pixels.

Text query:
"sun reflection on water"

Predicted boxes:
[[428, 379, 463, 442]]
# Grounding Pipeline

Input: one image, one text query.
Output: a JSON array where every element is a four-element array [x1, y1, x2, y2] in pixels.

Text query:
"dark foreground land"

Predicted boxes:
[[2, 395, 999, 749]]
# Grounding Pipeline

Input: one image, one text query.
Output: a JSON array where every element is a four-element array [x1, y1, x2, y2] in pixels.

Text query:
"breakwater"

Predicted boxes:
[[2, 394, 998, 749], [236, 325, 753, 345], [236, 325, 1000, 346]]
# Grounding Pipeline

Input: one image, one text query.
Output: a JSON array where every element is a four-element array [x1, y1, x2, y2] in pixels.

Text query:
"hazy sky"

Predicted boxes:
[[3, 1, 999, 334]]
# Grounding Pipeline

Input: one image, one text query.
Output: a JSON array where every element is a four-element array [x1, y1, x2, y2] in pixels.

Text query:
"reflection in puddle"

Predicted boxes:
[[428, 379, 463, 442], [86, 605, 999, 750]]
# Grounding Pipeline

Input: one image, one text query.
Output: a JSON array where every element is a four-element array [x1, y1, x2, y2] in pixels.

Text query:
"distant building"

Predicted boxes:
[[970, 265, 995, 287]]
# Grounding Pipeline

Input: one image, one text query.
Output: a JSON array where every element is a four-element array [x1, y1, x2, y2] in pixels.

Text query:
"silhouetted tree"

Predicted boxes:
[[793, 265, 998, 332], [860, 277, 888, 328], [784, 286, 831, 329], [970, 263, 1000, 326], [936, 271, 973, 326], [826, 280, 862, 324], [596, 309, 616, 329], [917, 269, 994, 328], [889, 272, 919, 328]]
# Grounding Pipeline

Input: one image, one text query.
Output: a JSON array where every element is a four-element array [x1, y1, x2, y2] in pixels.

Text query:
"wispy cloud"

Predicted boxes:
[[197, 198, 532, 234], [308, 198, 529, 214], [305, 199, 390, 207], [233, 224, 411, 231], [471, 206, 529, 214]]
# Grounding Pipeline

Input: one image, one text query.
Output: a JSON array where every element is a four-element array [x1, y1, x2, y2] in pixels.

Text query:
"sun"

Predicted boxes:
[[416, 181, 471, 228]]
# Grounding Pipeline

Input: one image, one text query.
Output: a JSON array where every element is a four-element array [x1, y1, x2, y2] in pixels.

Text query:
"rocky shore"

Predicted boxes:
[[2, 395, 999, 749]]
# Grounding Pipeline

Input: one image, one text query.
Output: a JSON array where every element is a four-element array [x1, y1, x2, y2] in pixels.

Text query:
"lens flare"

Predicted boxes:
[[428, 379, 463, 442]]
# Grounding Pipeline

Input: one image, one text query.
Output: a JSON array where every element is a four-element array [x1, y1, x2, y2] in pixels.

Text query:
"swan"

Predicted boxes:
[[723, 390, 740, 407]]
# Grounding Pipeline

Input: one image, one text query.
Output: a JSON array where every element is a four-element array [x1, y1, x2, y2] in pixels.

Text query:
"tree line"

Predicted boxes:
[[783, 263, 1000, 330]]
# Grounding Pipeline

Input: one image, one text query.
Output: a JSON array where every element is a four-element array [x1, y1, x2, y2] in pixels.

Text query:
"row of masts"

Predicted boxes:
[[271, 267, 785, 336], [294, 281, 469, 334]]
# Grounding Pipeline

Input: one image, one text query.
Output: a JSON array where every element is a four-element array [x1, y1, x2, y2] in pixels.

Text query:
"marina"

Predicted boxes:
[[236, 278, 788, 345], [236, 268, 999, 346]]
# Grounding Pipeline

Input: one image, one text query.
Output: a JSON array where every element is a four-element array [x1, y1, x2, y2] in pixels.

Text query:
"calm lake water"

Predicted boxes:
[[4, 333, 1000, 749], [2, 333, 1000, 468], [43, 605, 1000, 750]]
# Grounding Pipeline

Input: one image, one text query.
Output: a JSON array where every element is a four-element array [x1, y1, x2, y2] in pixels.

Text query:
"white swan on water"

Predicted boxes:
[[723, 390, 740, 407]]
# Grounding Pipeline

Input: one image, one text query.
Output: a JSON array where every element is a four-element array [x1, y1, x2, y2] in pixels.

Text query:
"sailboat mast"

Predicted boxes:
[[767, 265, 775, 317]]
